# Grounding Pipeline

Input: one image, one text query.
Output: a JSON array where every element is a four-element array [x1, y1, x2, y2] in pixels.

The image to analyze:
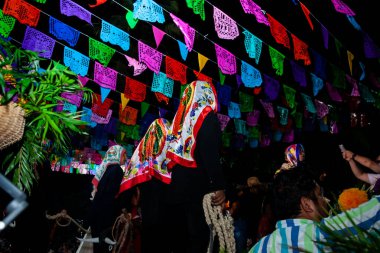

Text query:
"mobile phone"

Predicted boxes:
[[339, 144, 346, 152]]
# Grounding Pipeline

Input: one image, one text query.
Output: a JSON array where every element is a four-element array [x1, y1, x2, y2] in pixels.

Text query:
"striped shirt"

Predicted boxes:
[[249, 196, 380, 253]]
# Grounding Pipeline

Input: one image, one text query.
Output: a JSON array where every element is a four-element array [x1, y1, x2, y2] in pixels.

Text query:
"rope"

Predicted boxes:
[[111, 209, 133, 253], [46, 209, 90, 233], [203, 193, 236, 253]]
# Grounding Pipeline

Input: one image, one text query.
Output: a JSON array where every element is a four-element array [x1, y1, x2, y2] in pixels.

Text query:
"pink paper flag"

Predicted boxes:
[[170, 13, 195, 52], [78, 75, 89, 86], [239, 0, 269, 26], [330, 0, 355, 16], [215, 43, 237, 75], [125, 55, 147, 76], [152, 26, 165, 48], [138, 41, 162, 74]]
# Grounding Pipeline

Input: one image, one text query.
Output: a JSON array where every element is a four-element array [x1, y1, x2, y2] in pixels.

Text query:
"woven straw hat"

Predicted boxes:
[[0, 101, 25, 150]]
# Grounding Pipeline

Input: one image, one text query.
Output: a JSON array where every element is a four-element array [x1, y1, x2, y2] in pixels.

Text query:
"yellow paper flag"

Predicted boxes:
[[198, 53, 208, 72], [120, 94, 130, 111], [347, 50, 354, 75]]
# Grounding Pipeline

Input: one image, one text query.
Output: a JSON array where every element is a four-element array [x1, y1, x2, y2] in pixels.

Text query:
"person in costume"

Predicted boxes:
[[88, 144, 127, 253], [165, 80, 226, 253], [275, 143, 305, 175], [119, 118, 172, 253]]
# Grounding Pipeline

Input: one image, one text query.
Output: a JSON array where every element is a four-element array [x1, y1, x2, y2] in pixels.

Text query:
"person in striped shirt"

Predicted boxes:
[[249, 167, 380, 253]]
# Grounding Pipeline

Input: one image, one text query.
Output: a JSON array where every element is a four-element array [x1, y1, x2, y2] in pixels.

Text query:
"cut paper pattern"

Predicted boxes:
[[310, 73, 324, 96], [330, 0, 355, 16], [358, 83, 375, 103], [0, 9, 16, 38], [217, 113, 230, 131], [310, 50, 327, 80], [242, 30, 262, 64], [228, 102, 241, 119], [314, 99, 329, 119], [301, 93, 317, 113], [82, 106, 97, 128], [133, 0, 165, 23], [215, 43, 237, 75], [234, 119, 247, 135], [170, 13, 195, 52], [268, 46, 285, 76], [92, 93, 114, 118], [152, 72, 174, 98], [125, 55, 147, 76], [259, 99, 275, 118], [213, 6, 239, 40], [100, 20, 130, 51], [346, 75, 360, 97], [3, 0, 40, 27], [282, 84, 296, 109], [155, 92, 169, 104], [138, 41, 162, 74], [125, 77, 147, 102], [277, 106, 288, 125], [62, 101, 77, 113], [186, 0, 205, 21], [63, 47, 90, 76], [363, 33, 380, 59], [291, 34, 311, 65], [88, 38, 115, 66], [216, 83, 232, 106], [326, 82, 343, 102], [165, 56, 187, 84], [239, 0, 269, 26], [267, 14, 290, 49], [22, 27, 56, 59], [241, 61, 262, 88], [94, 61, 118, 90], [247, 110, 260, 126], [61, 91, 83, 107], [119, 105, 138, 125], [49, 17, 80, 47], [60, 0, 92, 25], [239, 91, 254, 112], [263, 74, 280, 101], [290, 60, 307, 87], [91, 109, 112, 124]]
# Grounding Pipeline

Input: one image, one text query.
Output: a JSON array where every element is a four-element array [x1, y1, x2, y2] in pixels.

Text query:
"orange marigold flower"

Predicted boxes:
[[338, 188, 368, 211]]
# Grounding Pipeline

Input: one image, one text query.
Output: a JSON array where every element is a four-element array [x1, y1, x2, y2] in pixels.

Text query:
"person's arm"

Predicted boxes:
[[343, 150, 380, 173], [347, 159, 370, 184]]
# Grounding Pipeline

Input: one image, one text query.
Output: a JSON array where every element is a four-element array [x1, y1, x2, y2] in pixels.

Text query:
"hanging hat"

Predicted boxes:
[[0, 101, 25, 150]]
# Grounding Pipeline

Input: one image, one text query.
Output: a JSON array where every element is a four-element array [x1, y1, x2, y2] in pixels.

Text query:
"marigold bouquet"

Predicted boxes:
[[338, 187, 368, 211]]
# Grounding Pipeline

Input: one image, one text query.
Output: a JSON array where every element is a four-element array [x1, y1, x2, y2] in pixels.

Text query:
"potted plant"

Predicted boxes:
[[0, 37, 93, 194]]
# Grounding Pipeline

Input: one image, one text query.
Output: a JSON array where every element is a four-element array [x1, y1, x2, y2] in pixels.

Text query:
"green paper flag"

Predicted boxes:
[[283, 84, 296, 109], [219, 69, 226, 85], [126, 10, 138, 29], [141, 101, 150, 117]]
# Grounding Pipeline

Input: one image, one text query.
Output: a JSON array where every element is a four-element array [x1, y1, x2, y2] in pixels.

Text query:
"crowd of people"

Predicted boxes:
[[2, 80, 380, 253], [87, 80, 380, 253]]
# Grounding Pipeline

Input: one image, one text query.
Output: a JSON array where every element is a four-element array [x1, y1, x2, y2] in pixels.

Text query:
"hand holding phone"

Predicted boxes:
[[339, 144, 346, 152]]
